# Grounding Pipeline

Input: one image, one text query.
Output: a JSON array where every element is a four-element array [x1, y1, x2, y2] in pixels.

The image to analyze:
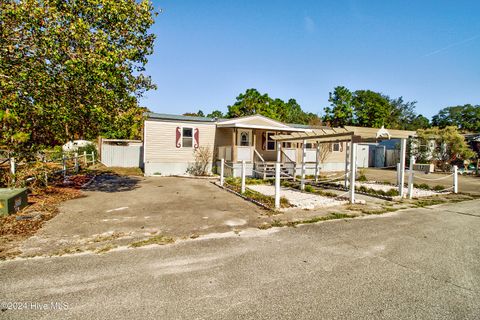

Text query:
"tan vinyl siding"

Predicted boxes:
[[145, 119, 216, 163], [215, 128, 233, 146]]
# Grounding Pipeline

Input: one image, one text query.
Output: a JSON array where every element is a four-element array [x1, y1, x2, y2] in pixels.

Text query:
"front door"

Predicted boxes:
[[237, 129, 252, 146]]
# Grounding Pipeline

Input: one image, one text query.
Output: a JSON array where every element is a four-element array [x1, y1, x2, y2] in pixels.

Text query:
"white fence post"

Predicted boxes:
[[91, 152, 96, 165], [314, 144, 320, 183], [399, 138, 407, 198], [344, 141, 350, 189], [62, 154, 67, 177], [453, 165, 458, 194], [241, 160, 246, 193], [275, 162, 281, 209], [10, 157, 16, 175], [349, 143, 357, 204], [408, 155, 414, 199], [74, 152, 79, 173], [220, 158, 225, 187]]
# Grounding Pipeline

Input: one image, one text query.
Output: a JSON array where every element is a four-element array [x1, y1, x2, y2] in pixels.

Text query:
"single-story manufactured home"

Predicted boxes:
[[143, 113, 351, 176]]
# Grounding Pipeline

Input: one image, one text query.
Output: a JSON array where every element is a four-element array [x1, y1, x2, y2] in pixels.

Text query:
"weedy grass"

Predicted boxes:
[[129, 235, 175, 248]]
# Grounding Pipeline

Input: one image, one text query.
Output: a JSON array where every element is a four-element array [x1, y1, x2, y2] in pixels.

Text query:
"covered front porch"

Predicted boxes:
[[214, 115, 311, 178]]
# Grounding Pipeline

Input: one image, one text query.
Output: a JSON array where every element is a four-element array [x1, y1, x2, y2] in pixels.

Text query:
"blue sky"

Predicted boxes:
[[141, 0, 480, 119]]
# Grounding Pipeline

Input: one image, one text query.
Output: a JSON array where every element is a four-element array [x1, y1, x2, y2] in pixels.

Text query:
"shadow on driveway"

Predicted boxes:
[[83, 174, 141, 193]]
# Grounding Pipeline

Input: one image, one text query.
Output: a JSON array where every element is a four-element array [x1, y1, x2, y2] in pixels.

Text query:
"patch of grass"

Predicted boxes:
[[361, 206, 399, 215], [356, 185, 399, 197], [297, 184, 339, 198], [414, 198, 446, 207], [304, 185, 315, 193], [89, 232, 124, 243], [129, 235, 175, 248], [246, 178, 271, 185], [95, 244, 117, 254], [261, 213, 355, 229]]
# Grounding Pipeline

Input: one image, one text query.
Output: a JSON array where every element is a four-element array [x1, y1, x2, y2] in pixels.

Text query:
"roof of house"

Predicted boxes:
[[145, 112, 217, 123], [145, 112, 313, 131]]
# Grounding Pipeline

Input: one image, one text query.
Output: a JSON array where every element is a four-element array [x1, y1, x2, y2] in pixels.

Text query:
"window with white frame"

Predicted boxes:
[[182, 128, 193, 148], [266, 132, 276, 150], [240, 131, 249, 146]]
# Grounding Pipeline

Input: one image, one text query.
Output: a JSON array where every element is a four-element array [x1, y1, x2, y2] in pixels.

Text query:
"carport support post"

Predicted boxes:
[[220, 158, 225, 186], [241, 160, 246, 193], [396, 163, 401, 185], [344, 141, 350, 189], [314, 143, 320, 183], [275, 162, 281, 209], [349, 142, 357, 204], [300, 139, 307, 191], [408, 155, 414, 199], [453, 165, 458, 193], [399, 138, 407, 198]]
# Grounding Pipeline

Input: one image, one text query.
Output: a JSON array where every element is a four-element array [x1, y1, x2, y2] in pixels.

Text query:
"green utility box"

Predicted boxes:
[[0, 188, 28, 216]]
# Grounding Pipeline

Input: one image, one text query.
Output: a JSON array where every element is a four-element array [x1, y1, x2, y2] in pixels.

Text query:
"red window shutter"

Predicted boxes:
[[176, 127, 181, 148], [194, 128, 199, 148]]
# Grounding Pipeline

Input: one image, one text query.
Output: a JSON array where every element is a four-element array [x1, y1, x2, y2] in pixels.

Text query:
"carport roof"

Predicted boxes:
[[271, 126, 416, 143]]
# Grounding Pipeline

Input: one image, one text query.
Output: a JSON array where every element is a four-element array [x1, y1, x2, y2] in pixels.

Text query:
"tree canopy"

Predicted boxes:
[[0, 0, 156, 154], [431, 105, 480, 132], [185, 89, 321, 125], [323, 86, 430, 130]]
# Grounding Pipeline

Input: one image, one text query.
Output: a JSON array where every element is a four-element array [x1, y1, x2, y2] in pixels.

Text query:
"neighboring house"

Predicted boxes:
[[143, 113, 348, 176]]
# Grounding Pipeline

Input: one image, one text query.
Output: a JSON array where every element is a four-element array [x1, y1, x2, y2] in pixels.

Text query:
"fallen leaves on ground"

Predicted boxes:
[[0, 184, 83, 260]]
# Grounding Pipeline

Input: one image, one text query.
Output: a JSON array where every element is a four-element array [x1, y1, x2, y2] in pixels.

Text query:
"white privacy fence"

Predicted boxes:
[[100, 139, 143, 168]]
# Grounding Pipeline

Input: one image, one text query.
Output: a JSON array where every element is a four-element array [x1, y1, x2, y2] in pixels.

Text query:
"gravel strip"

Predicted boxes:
[[247, 185, 346, 210]]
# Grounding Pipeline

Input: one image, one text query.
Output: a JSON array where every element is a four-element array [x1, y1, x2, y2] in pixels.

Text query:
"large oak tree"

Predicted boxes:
[[0, 0, 156, 154]]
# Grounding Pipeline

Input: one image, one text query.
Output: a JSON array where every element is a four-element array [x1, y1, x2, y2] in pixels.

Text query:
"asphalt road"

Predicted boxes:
[[1, 200, 480, 319]]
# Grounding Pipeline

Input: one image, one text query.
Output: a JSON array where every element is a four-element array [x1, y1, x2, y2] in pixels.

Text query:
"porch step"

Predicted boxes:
[[254, 162, 294, 179]]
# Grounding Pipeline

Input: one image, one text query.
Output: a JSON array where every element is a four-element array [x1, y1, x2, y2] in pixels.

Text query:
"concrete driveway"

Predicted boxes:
[[19, 175, 265, 257], [1, 199, 479, 319]]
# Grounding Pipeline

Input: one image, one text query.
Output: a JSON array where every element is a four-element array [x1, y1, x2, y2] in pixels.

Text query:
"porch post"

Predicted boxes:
[[314, 142, 320, 183], [399, 138, 407, 197], [344, 140, 350, 189], [349, 142, 357, 204], [300, 139, 307, 191], [232, 128, 237, 163]]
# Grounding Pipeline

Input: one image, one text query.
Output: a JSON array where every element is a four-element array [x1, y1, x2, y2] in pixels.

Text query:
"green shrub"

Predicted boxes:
[[304, 185, 314, 193], [385, 188, 400, 197], [433, 185, 445, 191]]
